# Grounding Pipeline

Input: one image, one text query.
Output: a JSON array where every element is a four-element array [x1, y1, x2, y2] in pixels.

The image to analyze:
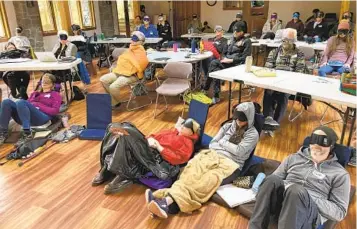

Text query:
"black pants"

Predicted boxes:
[[203, 59, 234, 98], [3, 71, 30, 99], [263, 89, 290, 123], [249, 175, 319, 229]]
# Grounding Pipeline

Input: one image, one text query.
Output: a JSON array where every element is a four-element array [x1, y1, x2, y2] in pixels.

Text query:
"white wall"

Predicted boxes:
[[43, 1, 102, 51], [201, 1, 239, 31], [268, 1, 344, 26]]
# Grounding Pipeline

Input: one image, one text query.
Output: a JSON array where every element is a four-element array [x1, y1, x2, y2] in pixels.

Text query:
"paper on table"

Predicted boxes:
[[0, 58, 31, 64], [216, 184, 256, 208]]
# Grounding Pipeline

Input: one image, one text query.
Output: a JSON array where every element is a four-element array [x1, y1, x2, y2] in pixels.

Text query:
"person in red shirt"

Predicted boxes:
[[92, 118, 200, 194]]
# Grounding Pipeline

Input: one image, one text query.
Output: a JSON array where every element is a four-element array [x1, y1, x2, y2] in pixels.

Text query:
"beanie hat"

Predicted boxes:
[[338, 20, 350, 30], [233, 21, 245, 33], [182, 118, 201, 135]]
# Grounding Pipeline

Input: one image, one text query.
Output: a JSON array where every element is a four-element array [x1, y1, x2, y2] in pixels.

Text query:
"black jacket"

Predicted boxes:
[[213, 37, 228, 56], [157, 21, 172, 42], [100, 122, 179, 180], [228, 20, 248, 33], [304, 21, 329, 41], [226, 36, 252, 65]]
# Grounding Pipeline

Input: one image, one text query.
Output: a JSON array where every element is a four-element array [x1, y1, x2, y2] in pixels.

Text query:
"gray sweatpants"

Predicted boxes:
[[249, 175, 319, 229]]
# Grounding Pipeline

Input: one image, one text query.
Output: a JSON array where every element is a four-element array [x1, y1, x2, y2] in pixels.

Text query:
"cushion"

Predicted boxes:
[[156, 78, 190, 96], [79, 129, 106, 141]]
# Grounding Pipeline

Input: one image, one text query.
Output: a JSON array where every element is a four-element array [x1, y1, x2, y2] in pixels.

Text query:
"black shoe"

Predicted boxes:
[[0, 131, 9, 146], [111, 102, 122, 110], [16, 131, 33, 146], [104, 176, 133, 195], [91, 165, 114, 186]]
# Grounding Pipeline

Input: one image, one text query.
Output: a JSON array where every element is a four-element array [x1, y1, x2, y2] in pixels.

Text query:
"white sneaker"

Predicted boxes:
[[264, 116, 279, 126]]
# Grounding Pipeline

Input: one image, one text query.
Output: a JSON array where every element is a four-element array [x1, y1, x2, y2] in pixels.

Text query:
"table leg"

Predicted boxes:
[[62, 71, 70, 105], [238, 83, 242, 104], [347, 109, 356, 146], [340, 107, 350, 144], [228, 81, 232, 119]]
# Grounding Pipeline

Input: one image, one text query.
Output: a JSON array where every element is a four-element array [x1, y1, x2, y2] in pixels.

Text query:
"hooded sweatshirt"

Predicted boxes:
[[148, 129, 199, 165], [209, 102, 259, 169], [273, 147, 350, 224], [261, 18, 283, 38]]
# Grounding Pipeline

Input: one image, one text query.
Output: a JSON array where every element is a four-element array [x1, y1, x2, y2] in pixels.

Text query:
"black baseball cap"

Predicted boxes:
[[233, 21, 245, 32]]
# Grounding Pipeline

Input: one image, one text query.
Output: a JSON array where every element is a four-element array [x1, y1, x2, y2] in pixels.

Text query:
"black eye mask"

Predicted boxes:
[[59, 34, 68, 41], [310, 134, 332, 147], [338, 29, 349, 35]]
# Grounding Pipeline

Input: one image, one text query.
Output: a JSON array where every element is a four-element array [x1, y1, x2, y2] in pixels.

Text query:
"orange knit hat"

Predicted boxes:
[[338, 20, 350, 30]]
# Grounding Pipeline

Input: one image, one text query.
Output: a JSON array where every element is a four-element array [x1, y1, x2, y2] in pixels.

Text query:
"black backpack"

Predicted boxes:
[[72, 86, 85, 101]]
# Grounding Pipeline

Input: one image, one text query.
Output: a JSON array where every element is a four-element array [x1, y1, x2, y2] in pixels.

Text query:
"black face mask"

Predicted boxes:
[[310, 134, 333, 147]]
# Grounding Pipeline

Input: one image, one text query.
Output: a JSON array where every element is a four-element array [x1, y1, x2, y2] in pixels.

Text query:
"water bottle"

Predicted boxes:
[[191, 39, 196, 53], [252, 173, 266, 194], [101, 33, 105, 40], [245, 56, 253, 72], [93, 32, 97, 42]]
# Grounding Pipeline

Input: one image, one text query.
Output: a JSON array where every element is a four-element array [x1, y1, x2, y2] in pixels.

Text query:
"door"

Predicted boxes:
[[172, 1, 201, 38], [243, 1, 270, 38]]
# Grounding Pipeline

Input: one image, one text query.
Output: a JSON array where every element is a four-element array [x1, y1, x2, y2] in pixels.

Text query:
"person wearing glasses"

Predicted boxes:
[[100, 31, 149, 109]]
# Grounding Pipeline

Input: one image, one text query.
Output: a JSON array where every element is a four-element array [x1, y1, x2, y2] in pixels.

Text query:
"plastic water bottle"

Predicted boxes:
[[252, 173, 266, 194], [191, 39, 196, 53], [245, 56, 253, 72]]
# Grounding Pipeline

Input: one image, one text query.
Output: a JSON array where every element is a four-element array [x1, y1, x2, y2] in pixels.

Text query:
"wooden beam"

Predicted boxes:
[[339, 0, 350, 21]]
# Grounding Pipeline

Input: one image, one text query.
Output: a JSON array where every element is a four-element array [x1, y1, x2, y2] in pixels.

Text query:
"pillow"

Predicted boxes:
[[203, 41, 220, 59]]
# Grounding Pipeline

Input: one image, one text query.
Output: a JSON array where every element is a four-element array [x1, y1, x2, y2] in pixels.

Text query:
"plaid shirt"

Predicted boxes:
[[265, 46, 306, 73]]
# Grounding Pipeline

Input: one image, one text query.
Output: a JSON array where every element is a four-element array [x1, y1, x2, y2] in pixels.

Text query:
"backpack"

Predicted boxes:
[[72, 86, 85, 101]]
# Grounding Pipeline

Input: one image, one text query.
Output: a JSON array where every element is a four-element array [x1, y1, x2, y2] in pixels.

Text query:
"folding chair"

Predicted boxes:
[[79, 94, 112, 141]]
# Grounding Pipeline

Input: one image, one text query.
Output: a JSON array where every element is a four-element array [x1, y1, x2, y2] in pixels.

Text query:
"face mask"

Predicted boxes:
[[310, 133, 333, 147], [282, 39, 294, 50], [343, 15, 350, 20]]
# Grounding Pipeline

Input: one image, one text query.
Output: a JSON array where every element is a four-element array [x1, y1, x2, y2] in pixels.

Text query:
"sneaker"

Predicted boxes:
[[212, 97, 220, 104], [0, 131, 9, 146], [145, 189, 155, 205], [148, 198, 169, 219], [16, 131, 33, 146], [264, 116, 279, 126], [104, 176, 133, 195], [348, 157, 356, 167]]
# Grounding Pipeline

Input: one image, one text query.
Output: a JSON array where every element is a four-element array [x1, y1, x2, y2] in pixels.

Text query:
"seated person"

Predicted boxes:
[[304, 11, 328, 42], [100, 31, 148, 109], [91, 118, 200, 195], [145, 102, 259, 218], [52, 30, 77, 59], [228, 13, 248, 34], [157, 14, 172, 48], [139, 16, 158, 38], [1, 42, 30, 99], [249, 126, 350, 229], [187, 14, 202, 33], [8, 26, 31, 52], [204, 21, 251, 104], [285, 12, 304, 40], [70, 24, 96, 76], [0, 73, 61, 146], [318, 21, 355, 77], [329, 12, 355, 37], [201, 21, 214, 33], [201, 25, 228, 91], [305, 8, 320, 25], [132, 16, 142, 32], [263, 29, 305, 137], [261, 13, 283, 39]]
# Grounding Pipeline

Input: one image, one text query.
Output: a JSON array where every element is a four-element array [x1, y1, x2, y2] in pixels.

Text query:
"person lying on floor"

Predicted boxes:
[[0, 73, 61, 146], [0, 42, 30, 99], [144, 102, 259, 218], [249, 126, 350, 229], [91, 118, 200, 195]]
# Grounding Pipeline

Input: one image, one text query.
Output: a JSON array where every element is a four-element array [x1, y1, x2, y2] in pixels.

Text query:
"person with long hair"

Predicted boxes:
[[0, 73, 61, 146], [318, 21, 355, 77]]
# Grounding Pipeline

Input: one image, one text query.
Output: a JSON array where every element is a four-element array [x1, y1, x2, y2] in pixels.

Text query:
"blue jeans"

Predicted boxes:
[[0, 99, 51, 131], [318, 65, 347, 77]]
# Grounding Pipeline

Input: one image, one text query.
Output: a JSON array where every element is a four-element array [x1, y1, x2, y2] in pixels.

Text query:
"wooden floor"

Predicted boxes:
[[0, 67, 355, 229]]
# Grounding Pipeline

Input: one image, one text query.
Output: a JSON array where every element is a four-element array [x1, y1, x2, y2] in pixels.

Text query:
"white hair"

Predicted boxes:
[[57, 30, 68, 37]]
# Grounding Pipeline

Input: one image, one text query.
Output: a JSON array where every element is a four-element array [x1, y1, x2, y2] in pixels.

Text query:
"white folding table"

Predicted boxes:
[[0, 58, 82, 104], [181, 33, 233, 39], [209, 65, 357, 145], [90, 37, 163, 45]]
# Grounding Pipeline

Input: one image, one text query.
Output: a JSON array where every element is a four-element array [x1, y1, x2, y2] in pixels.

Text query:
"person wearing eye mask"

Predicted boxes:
[[304, 11, 328, 42], [318, 21, 355, 77], [139, 15, 158, 38], [329, 11, 355, 37], [286, 12, 304, 40], [52, 30, 77, 59], [8, 26, 31, 52], [187, 14, 202, 33], [263, 28, 305, 137], [261, 13, 283, 39], [250, 126, 350, 229]]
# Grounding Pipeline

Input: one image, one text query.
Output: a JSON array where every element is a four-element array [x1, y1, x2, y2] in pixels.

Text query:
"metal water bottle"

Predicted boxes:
[[191, 39, 196, 53]]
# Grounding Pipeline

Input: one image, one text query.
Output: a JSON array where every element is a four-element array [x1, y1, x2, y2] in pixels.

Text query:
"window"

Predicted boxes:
[[0, 1, 10, 40], [68, 0, 96, 29], [38, 0, 57, 34]]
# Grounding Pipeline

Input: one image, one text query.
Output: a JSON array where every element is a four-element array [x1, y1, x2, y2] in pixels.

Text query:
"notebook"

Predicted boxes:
[[252, 68, 277, 77], [216, 184, 256, 208]]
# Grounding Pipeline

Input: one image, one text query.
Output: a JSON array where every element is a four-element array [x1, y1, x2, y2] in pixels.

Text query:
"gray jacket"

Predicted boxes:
[[52, 42, 77, 58], [273, 147, 350, 224], [209, 102, 259, 169]]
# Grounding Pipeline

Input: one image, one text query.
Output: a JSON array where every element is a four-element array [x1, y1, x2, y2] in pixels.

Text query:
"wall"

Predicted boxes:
[[201, 1, 238, 31], [268, 1, 344, 26], [98, 1, 115, 37]]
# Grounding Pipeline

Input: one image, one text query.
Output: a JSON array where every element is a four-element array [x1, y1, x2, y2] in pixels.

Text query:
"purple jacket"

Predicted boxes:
[[28, 91, 61, 116]]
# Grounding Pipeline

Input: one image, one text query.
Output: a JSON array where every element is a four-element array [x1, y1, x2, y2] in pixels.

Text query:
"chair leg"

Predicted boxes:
[[288, 95, 304, 122], [320, 103, 343, 125], [126, 83, 152, 111], [153, 93, 168, 119]]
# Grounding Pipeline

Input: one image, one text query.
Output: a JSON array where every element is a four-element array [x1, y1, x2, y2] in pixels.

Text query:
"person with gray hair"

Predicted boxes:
[[249, 126, 350, 229]]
